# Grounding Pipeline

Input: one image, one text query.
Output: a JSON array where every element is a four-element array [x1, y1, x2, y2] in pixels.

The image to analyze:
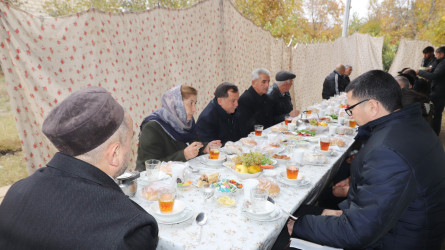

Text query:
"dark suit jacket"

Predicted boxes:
[[322, 70, 347, 99], [267, 83, 293, 124], [237, 86, 274, 137], [196, 98, 242, 145], [0, 153, 159, 249]]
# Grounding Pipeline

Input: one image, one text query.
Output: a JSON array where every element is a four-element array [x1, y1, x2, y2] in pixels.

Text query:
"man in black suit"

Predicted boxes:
[[238, 68, 275, 137], [322, 64, 347, 99], [0, 87, 159, 249], [267, 70, 300, 123], [417, 46, 445, 135]]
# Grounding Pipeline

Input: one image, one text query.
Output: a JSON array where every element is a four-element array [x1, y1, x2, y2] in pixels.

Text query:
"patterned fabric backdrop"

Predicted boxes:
[[388, 38, 432, 76], [0, 0, 383, 174]]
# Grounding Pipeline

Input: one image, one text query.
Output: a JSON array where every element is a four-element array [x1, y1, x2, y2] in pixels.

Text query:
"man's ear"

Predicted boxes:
[[105, 142, 120, 168], [217, 97, 223, 106], [368, 99, 380, 118]]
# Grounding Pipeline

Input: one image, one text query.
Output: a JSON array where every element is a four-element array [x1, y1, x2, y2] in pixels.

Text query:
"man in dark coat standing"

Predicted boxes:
[[238, 68, 275, 137], [267, 70, 300, 123], [417, 46, 445, 135], [196, 82, 241, 145], [0, 87, 159, 249], [287, 70, 445, 249], [322, 64, 346, 99], [343, 64, 353, 88]]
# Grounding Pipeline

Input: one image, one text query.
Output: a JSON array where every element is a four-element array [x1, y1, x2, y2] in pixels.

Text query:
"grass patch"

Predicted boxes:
[[0, 114, 21, 152], [0, 152, 28, 186], [0, 73, 10, 113]]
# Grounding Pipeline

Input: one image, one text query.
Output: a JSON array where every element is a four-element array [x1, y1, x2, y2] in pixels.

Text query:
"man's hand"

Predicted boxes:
[[203, 140, 221, 154], [289, 110, 300, 117], [287, 219, 296, 236], [332, 177, 350, 197], [321, 209, 343, 217]]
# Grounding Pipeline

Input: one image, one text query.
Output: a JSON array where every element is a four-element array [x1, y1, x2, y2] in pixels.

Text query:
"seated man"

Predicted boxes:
[[267, 70, 300, 123], [238, 68, 275, 137], [196, 82, 241, 145], [322, 64, 347, 99], [0, 87, 159, 249], [288, 70, 445, 249]]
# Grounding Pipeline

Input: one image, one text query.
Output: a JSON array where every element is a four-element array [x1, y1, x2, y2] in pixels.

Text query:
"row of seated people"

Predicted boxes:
[[135, 68, 300, 170]]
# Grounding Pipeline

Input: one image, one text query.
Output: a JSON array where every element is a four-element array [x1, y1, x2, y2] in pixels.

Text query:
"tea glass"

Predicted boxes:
[[286, 164, 299, 179], [320, 136, 331, 151], [158, 188, 176, 213], [209, 144, 220, 160], [254, 125, 264, 136]]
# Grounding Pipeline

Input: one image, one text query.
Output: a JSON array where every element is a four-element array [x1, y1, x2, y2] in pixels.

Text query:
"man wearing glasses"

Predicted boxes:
[[287, 70, 445, 249]]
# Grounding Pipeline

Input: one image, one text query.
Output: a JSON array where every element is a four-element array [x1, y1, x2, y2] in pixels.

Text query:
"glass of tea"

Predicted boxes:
[[320, 136, 331, 151], [209, 144, 220, 160], [349, 119, 357, 128], [284, 115, 292, 125], [158, 188, 175, 213], [254, 125, 264, 136], [286, 164, 299, 179]]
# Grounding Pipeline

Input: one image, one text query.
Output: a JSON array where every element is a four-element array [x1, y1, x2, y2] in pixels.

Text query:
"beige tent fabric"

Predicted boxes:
[[0, 1, 383, 173], [291, 33, 384, 110], [388, 38, 432, 76]]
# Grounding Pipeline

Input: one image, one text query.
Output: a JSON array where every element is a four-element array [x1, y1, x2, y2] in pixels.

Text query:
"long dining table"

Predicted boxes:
[[131, 96, 357, 249]]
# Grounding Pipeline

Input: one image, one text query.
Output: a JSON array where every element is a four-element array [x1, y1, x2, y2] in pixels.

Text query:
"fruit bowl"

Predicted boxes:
[[223, 162, 262, 180]]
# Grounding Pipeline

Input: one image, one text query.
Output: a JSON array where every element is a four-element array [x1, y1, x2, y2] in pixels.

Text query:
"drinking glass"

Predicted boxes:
[[145, 159, 160, 179], [254, 125, 264, 136], [286, 164, 299, 179], [158, 188, 175, 213], [250, 187, 268, 213], [284, 115, 292, 125], [320, 136, 331, 151], [209, 145, 220, 160], [349, 119, 357, 128]]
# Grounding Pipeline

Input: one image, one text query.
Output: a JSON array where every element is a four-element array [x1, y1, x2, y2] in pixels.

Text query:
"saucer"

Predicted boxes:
[[278, 172, 311, 187], [200, 154, 227, 166], [244, 201, 275, 217], [153, 209, 194, 225], [314, 148, 337, 157], [149, 200, 186, 218], [241, 206, 282, 222], [139, 171, 170, 182]]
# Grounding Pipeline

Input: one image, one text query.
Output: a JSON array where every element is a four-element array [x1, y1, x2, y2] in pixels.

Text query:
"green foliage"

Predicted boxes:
[[42, 0, 200, 16]]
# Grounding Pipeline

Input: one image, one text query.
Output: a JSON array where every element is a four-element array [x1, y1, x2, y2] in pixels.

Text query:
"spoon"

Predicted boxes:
[[267, 196, 298, 220], [196, 212, 208, 242]]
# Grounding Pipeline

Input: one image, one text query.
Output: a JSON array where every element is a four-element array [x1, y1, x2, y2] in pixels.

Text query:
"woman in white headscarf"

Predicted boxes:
[[136, 85, 220, 171]]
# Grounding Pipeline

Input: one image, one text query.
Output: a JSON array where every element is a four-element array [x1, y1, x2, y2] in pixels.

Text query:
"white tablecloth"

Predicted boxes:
[[131, 124, 356, 249]]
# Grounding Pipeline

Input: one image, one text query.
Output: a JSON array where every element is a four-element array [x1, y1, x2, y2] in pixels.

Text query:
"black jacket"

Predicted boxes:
[[237, 86, 274, 137], [293, 103, 445, 249], [267, 83, 293, 123], [418, 58, 445, 98], [196, 98, 242, 145], [322, 70, 347, 99], [0, 153, 159, 249]]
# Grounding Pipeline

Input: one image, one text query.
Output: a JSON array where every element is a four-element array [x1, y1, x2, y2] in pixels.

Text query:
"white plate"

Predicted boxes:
[[278, 172, 311, 187], [149, 200, 186, 218], [154, 209, 194, 225], [244, 201, 275, 217], [301, 152, 329, 166], [241, 207, 282, 222]]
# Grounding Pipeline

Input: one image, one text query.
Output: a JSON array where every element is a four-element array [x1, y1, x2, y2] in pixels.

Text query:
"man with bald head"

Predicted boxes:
[[0, 87, 159, 249], [322, 64, 347, 99]]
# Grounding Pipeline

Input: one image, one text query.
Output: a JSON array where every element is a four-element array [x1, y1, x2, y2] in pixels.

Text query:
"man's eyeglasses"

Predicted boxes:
[[345, 99, 370, 116]]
